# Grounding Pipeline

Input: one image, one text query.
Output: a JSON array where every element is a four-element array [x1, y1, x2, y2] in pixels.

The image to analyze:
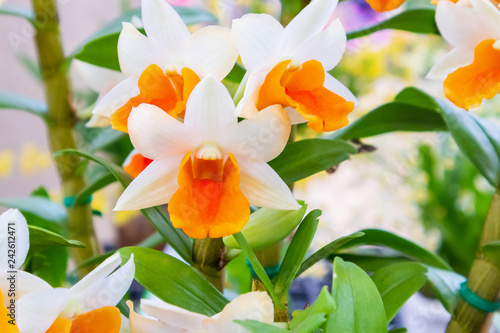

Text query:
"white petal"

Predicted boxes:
[[70, 253, 122, 297], [471, 0, 500, 35], [141, 299, 207, 331], [324, 74, 357, 104], [0, 209, 29, 270], [183, 26, 238, 80], [114, 156, 184, 211], [232, 13, 285, 72], [223, 105, 290, 162], [436, 1, 491, 49], [128, 301, 189, 333], [142, 0, 190, 57], [73, 255, 135, 311], [128, 104, 192, 160], [284, 0, 338, 54], [92, 77, 139, 118], [73, 59, 125, 93], [426, 48, 474, 80], [184, 75, 238, 142], [239, 160, 300, 210], [285, 106, 308, 125], [202, 292, 274, 333], [0, 271, 51, 307], [235, 70, 267, 118], [118, 23, 166, 77], [291, 19, 346, 71], [86, 113, 111, 128], [17, 288, 70, 333]]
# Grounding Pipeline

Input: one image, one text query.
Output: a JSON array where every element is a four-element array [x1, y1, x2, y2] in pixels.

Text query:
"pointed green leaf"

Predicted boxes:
[[235, 320, 288, 333], [371, 262, 428, 323], [0, 197, 66, 226], [0, 91, 47, 118], [296, 232, 365, 277], [223, 202, 307, 250], [119, 247, 228, 316], [269, 139, 356, 184], [325, 257, 387, 333], [29, 225, 85, 249], [347, 9, 439, 40], [274, 210, 321, 297], [290, 286, 335, 329], [74, 172, 116, 205], [426, 266, 465, 313]]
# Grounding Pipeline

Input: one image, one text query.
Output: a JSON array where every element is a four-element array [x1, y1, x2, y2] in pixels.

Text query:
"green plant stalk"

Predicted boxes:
[[31, 0, 99, 274], [193, 237, 225, 292], [446, 189, 500, 333]]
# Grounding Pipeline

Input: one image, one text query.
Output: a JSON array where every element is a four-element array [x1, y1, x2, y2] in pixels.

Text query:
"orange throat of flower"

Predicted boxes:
[[46, 307, 122, 333], [111, 64, 201, 133], [444, 39, 500, 110], [168, 145, 250, 239], [257, 59, 354, 133]]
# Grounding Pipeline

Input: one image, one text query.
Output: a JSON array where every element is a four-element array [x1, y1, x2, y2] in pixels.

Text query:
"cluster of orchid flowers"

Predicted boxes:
[[2, 0, 500, 331]]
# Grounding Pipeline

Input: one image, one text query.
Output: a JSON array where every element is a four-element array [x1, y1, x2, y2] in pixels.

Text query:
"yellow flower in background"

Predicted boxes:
[[427, 0, 500, 110], [20, 144, 51, 176], [114, 76, 299, 239], [0, 150, 13, 176], [232, 0, 357, 133]]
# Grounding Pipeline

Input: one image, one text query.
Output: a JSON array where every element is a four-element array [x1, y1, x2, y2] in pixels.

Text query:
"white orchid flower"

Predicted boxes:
[[427, 0, 500, 110], [114, 75, 299, 238], [127, 291, 274, 333], [0, 209, 135, 333], [91, 0, 238, 134], [232, 0, 356, 133]]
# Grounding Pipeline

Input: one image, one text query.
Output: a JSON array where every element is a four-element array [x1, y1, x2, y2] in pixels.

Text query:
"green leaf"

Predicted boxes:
[[269, 139, 356, 184], [339, 229, 451, 270], [225, 63, 246, 83], [388, 328, 408, 333], [334, 253, 411, 273], [346, 9, 439, 40], [56, 149, 192, 263], [290, 286, 335, 329], [483, 241, 500, 269], [292, 313, 328, 333], [28, 247, 68, 287], [0, 91, 47, 118], [235, 320, 288, 333], [426, 266, 465, 313], [0, 6, 36, 25], [296, 232, 365, 277], [29, 225, 85, 249], [274, 210, 321, 297], [73, 7, 217, 71], [234, 232, 283, 307], [329, 101, 446, 140], [119, 247, 228, 316], [223, 202, 307, 250], [0, 197, 67, 226], [74, 172, 116, 205], [371, 262, 428, 323], [325, 257, 387, 333]]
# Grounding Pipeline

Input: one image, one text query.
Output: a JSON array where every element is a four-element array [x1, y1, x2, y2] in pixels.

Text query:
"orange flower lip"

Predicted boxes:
[[257, 60, 354, 133], [444, 39, 500, 110], [110, 64, 200, 133], [168, 152, 250, 239]]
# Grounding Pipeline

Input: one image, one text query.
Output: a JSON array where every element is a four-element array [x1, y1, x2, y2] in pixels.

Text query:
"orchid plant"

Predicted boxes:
[[1, 0, 500, 332]]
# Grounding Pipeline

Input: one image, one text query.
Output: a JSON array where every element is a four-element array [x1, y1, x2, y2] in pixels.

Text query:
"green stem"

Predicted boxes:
[[31, 0, 99, 275], [193, 238, 225, 292], [446, 189, 500, 332]]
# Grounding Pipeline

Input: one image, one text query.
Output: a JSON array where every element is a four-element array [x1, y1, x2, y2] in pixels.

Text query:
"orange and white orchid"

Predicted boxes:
[[0, 209, 135, 333], [91, 0, 238, 177], [127, 291, 274, 333], [427, 0, 500, 110], [114, 75, 299, 239], [232, 0, 356, 133]]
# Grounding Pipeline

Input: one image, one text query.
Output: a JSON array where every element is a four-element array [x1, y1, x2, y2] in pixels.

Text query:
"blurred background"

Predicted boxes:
[[1, 0, 500, 331]]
